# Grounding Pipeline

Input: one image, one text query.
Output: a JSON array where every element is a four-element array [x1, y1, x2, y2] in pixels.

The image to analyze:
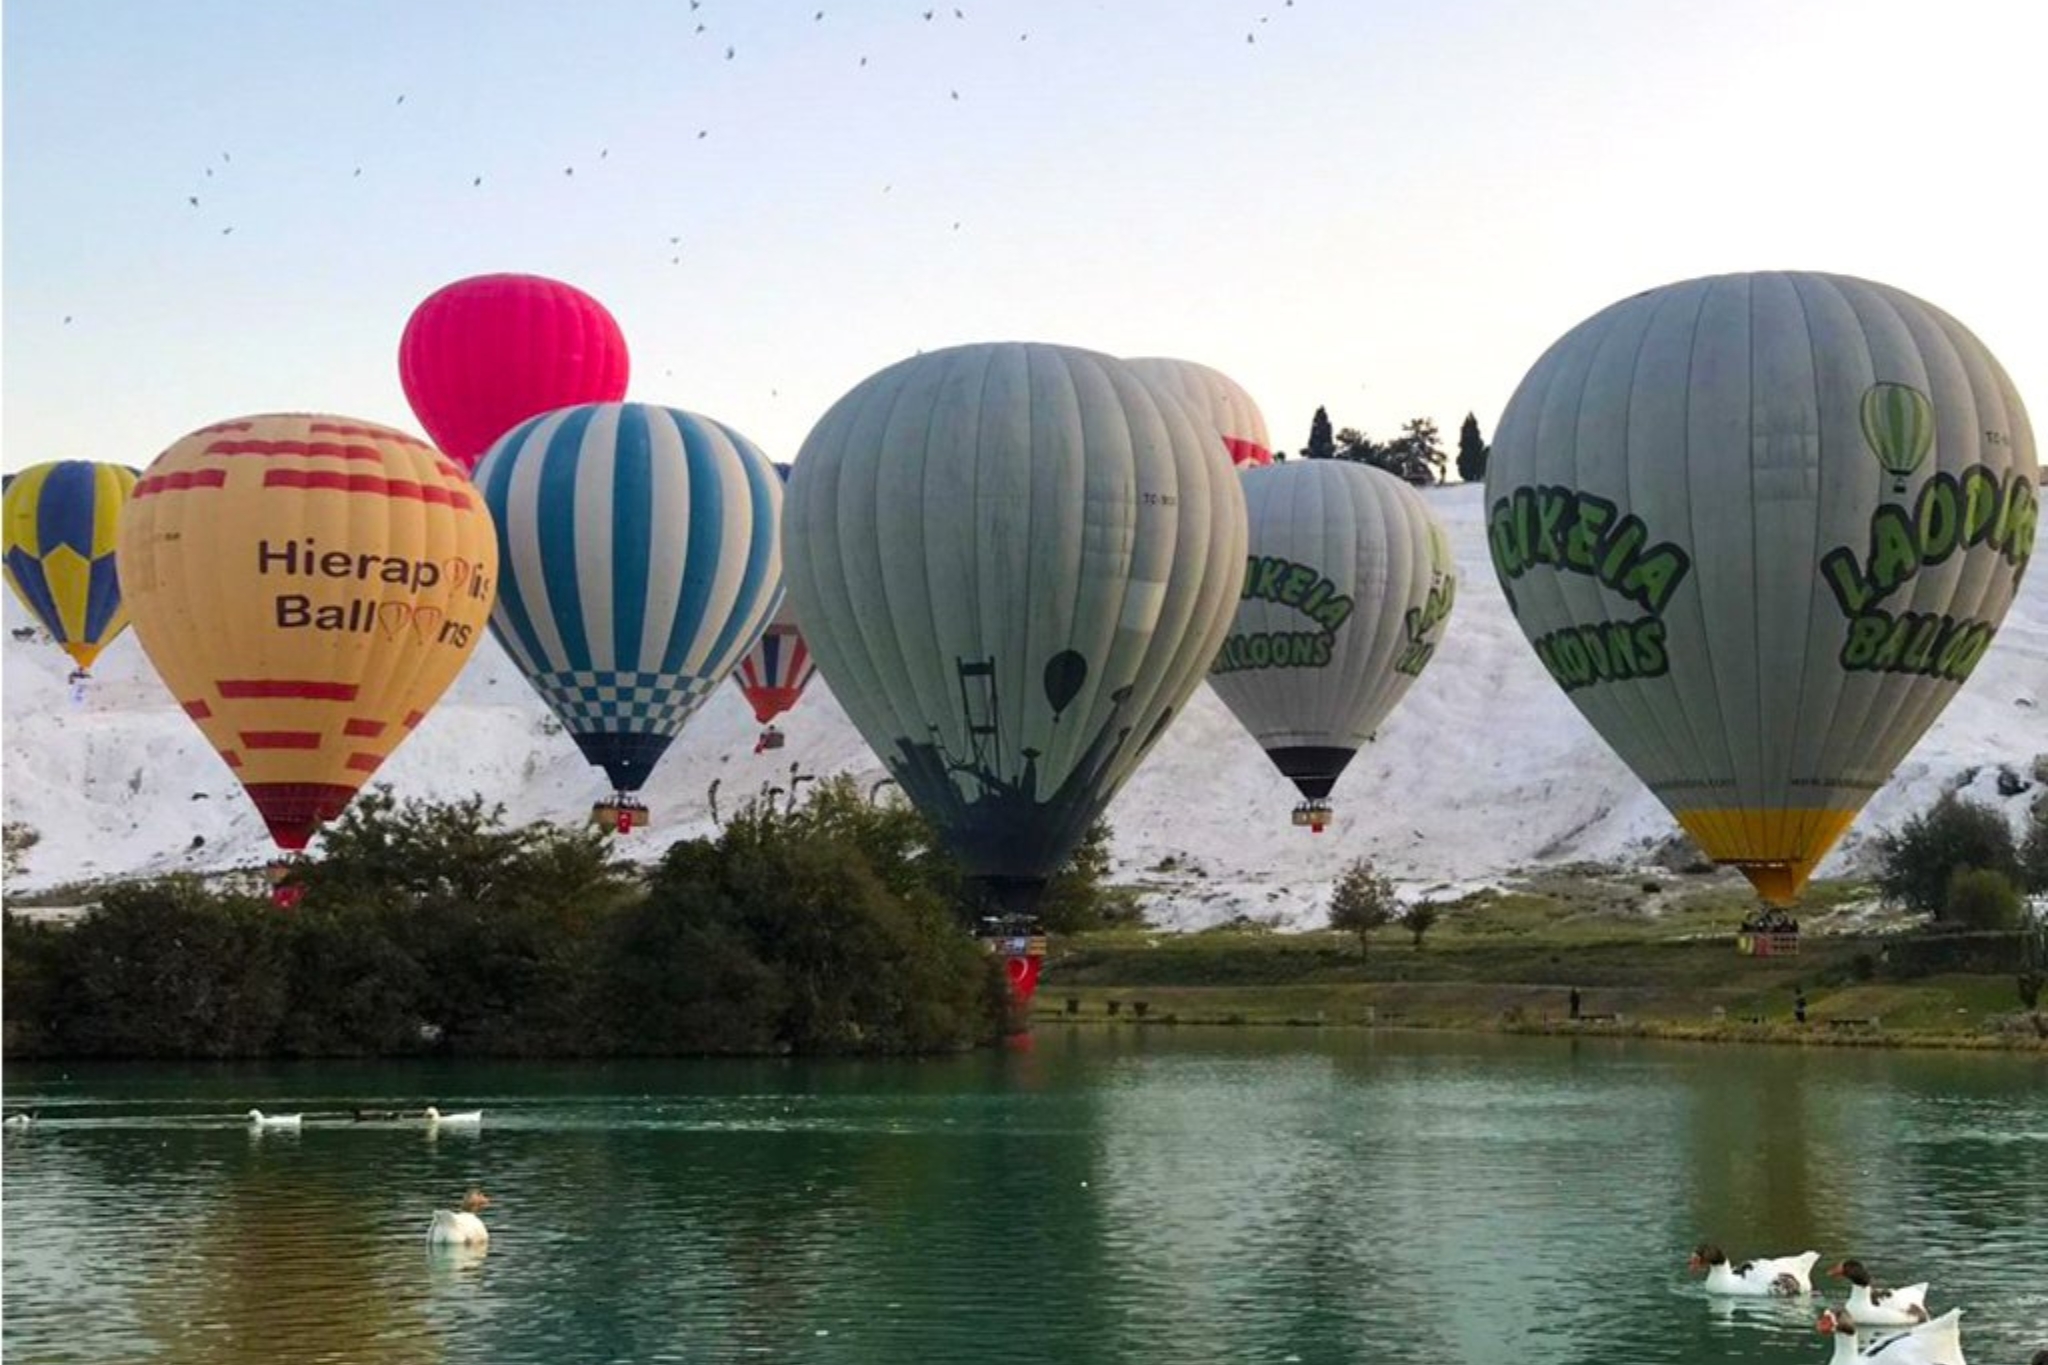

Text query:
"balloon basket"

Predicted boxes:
[[593, 797, 649, 835], [266, 858, 305, 910], [1291, 802, 1332, 833], [756, 726, 785, 753]]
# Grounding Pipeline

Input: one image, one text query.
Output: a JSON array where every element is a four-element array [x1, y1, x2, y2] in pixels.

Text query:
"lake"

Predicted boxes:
[[3, 1030, 2043, 1364]]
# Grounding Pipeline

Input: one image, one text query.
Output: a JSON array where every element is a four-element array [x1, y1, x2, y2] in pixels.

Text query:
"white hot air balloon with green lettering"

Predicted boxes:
[[1486, 271, 2037, 905], [1124, 357, 1274, 467], [784, 341, 1247, 913], [1208, 459, 1456, 831]]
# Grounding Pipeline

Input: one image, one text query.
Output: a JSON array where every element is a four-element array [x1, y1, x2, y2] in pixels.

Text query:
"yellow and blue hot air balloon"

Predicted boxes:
[[2, 460, 140, 673], [473, 402, 785, 830]]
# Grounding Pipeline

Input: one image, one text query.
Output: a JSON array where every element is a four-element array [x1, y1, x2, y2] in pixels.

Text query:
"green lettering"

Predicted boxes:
[[1278, 565, 1316, 606], [1840, 612, 1889, 668], [1914, 476, 1961, 567], [1565, 494, 1613, 571], [1821, 546, 1874, 616], [1867, 505, 1919, 596]]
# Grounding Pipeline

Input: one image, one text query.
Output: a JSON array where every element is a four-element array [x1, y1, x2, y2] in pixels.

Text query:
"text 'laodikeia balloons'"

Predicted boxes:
[[784, 341, 1248, 911], [1209, 460, 1456, 830], [2, 460, 139, 673], [399, 273, 630, 472], [117, 416, 499, 850], [1487, 272, 2037, 903], [1124, 356, 1274, 467], [474, 402, 783, 826]]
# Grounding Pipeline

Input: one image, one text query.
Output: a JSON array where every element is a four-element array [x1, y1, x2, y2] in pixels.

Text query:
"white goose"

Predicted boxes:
[[1689, 1243, 1819, 1296], [424, 1106, 482, 1127], [246, 1109, 303, 1129], [428, 1190, 491, 1247], [3, 1112, 34, 1130], [1817, 1307, 1966, 1364], [1830, 1258, 1931, 1326]]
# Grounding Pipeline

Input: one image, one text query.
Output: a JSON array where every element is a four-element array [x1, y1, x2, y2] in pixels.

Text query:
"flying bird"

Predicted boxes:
[[600, 148, 608, 159], [697, 129, 708, 139], [396, 94, 405, 104], [565, 166, 574, 175], [726, 45, 734, 58], [222, 226, 233, 235], [950, 89, 959, 99], [188, 195, 199, 206], [472, 176, 482, 186], [354, 167, 362, 177]]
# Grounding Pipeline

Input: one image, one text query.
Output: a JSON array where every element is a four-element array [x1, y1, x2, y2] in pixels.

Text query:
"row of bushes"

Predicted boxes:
[[1874, 788, 2048, 928], [2, 778, 1120, 1060]]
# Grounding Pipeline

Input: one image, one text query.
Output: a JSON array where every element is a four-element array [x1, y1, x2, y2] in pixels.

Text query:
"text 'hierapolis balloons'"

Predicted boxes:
[[117, 415, 499, 850], [1486, 271, 2037, 903], [783, 341, 1248, 911]]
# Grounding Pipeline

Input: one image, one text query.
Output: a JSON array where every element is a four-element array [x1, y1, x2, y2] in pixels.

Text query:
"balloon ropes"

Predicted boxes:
[[783, 341, 1247, 917], [2, 460, 139, 684], [474, 402, 784, 832], [399, 273, 630, 472], [730, 464, 817, 752], [1124, 356, 1274, 467], [117, 415, 499, 868], [1208, 460, 1456, 832], [1486, 271, 2037, 906]]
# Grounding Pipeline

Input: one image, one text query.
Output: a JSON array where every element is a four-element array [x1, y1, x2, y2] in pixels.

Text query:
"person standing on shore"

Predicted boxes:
[[1569, 987, 1582, 1021]]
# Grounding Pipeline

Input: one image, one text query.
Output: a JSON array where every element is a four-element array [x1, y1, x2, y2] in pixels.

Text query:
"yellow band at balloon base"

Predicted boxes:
[[1674, 807, 1861, 906]]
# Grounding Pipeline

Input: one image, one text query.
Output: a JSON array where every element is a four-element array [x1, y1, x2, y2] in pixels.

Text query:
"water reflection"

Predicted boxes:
[[4, 1037, 2045, 1365]]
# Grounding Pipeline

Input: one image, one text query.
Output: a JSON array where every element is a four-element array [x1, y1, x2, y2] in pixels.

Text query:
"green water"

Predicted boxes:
[[3, 1030, 2043, 1364]]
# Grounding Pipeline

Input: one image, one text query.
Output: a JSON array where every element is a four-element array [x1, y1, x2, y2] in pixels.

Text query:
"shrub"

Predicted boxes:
[[1874, 793, 2020, 918], [2019, 793, 2048, 893], [1398, 899, 1443, 948]]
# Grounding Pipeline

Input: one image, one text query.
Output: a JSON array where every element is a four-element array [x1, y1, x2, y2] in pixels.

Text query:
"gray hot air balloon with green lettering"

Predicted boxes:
[[1207, 459, 1456, 831], [1486, 271, 2037, 905], [783, 341, 1248, 912]]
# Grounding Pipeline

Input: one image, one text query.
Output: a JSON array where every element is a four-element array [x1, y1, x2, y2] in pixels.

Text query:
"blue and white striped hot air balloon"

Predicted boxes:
[[473, 402, 784, 829]]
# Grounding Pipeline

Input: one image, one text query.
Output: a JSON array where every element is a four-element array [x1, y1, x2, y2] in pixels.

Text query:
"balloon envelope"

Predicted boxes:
[[784, 341, 1247, 906], [117, 415, 499, 850], [1124, 356, 1273, 467], [1486, 271, 2037, 902], [474, 402, 784, 793], [1209, 459, 1456, 804], [730, 461, 817, 728], [2, 460, 139, 670], [399, 273, 630, 471]]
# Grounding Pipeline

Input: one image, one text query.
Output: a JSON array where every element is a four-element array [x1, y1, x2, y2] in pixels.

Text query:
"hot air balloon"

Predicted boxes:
[[117, 415, 498, 853], [784, 341, 1247, 918], [1124, 356, 1273, 467], [473, 402, 783, 831], [1487, 271, 2037, 906], [1208, 460, 1456, 832], [731, 464, 816, 752], [2, 460, 139, 678], [398, 273, 631, 472]]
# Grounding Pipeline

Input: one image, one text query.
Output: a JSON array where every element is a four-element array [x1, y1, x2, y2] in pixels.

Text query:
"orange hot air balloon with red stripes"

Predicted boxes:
[[118, 414, 498, 851]]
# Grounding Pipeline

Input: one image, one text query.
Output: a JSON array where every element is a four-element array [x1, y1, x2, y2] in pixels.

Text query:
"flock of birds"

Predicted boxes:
[[7, 1105, 490, 1247], [1690, 1243, 2046, 1364]]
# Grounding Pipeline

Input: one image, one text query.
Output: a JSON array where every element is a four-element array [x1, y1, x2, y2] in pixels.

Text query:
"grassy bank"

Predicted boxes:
[[1032, 882, 2048, 1051]]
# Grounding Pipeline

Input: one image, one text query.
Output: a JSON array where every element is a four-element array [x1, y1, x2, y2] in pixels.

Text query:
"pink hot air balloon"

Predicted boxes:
[[399, 273, 631, 471]]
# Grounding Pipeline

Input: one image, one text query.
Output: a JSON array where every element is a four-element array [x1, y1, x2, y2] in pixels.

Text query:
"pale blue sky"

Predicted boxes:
[[5, 0, 2040, 474]]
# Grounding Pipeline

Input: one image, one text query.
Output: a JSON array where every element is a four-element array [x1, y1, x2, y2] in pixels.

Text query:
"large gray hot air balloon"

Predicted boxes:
[[1124, 356, 1274, 467], [1209, 460, 1456, 831], [1487, 271, 2037, 904], [784, 341, 1248, 910]]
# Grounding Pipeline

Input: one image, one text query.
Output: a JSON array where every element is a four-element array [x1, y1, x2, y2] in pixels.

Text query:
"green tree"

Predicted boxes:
[[1456, 412, 1490, 483], [1874, 792, 2021, 919], [1943, 867, 2023, 930], [2019, 792, 2048, 893], [1302, 406, 1336, 460], [1035, 818, 1137, 932], [1329, 857, 1397, 957], [1383, 417, 1446, 486], [1398, 898, 1442, 948]]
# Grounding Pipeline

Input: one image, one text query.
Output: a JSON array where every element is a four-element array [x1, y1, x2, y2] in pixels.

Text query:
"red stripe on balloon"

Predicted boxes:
[[182, 699, 214, 720], [199, 421, 255, 434], [343, 718, 386, 737], [134, 469, 229, 499], [261, 468, 474, 508], [403, 710, 425, 729], [240, 731, 323, 750], [345, 752, 383, 772], [206, 439, 385, 462], [217, 679, 361, 701], [308, 422, 432, 449], [221, 750, 244, 768]]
